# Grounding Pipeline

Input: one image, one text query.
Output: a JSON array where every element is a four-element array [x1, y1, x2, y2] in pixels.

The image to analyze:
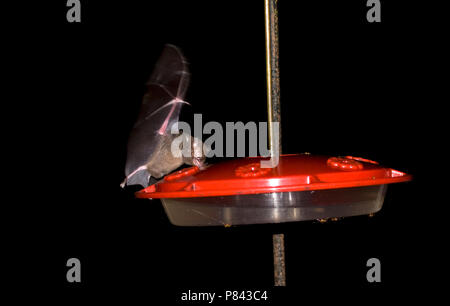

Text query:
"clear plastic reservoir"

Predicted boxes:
[[160, 184, 388, 226]]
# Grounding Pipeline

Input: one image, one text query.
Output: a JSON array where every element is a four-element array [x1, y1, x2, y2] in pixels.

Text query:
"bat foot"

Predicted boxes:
[[120, 178, 127, 188], [122, 165, 150, 188]]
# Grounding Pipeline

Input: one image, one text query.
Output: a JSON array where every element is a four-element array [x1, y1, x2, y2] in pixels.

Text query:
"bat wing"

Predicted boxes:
[[122, 44, 190, 188]]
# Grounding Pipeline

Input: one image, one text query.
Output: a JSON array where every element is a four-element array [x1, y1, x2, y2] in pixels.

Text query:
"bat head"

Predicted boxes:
[[182, 135, 210, 169]]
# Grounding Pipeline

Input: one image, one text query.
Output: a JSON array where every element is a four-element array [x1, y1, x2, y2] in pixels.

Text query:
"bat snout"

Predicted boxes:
[[193, 156, 205, 168]]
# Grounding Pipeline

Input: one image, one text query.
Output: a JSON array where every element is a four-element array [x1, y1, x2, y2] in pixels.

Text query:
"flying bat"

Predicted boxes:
[[121, 44, 206, 188]]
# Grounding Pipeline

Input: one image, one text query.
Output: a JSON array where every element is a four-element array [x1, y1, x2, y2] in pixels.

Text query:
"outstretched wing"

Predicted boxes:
[[122, 44, 190, 187]]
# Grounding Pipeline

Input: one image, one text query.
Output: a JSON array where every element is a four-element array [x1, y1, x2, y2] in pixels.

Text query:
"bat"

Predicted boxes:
[[121, 44, 206, 188]]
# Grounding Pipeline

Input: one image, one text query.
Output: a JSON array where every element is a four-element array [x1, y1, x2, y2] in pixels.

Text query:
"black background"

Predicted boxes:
[[7, 0, 447, 304]]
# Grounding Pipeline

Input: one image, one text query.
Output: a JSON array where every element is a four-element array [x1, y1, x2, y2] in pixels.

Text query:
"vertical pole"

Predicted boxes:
[[264, 0, 285, 287], [273, 233, 286, 286], [265, 0, 282, 153]]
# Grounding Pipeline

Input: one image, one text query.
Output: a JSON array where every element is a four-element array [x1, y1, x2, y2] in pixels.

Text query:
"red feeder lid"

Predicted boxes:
[[135, 154, 412, 199]]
